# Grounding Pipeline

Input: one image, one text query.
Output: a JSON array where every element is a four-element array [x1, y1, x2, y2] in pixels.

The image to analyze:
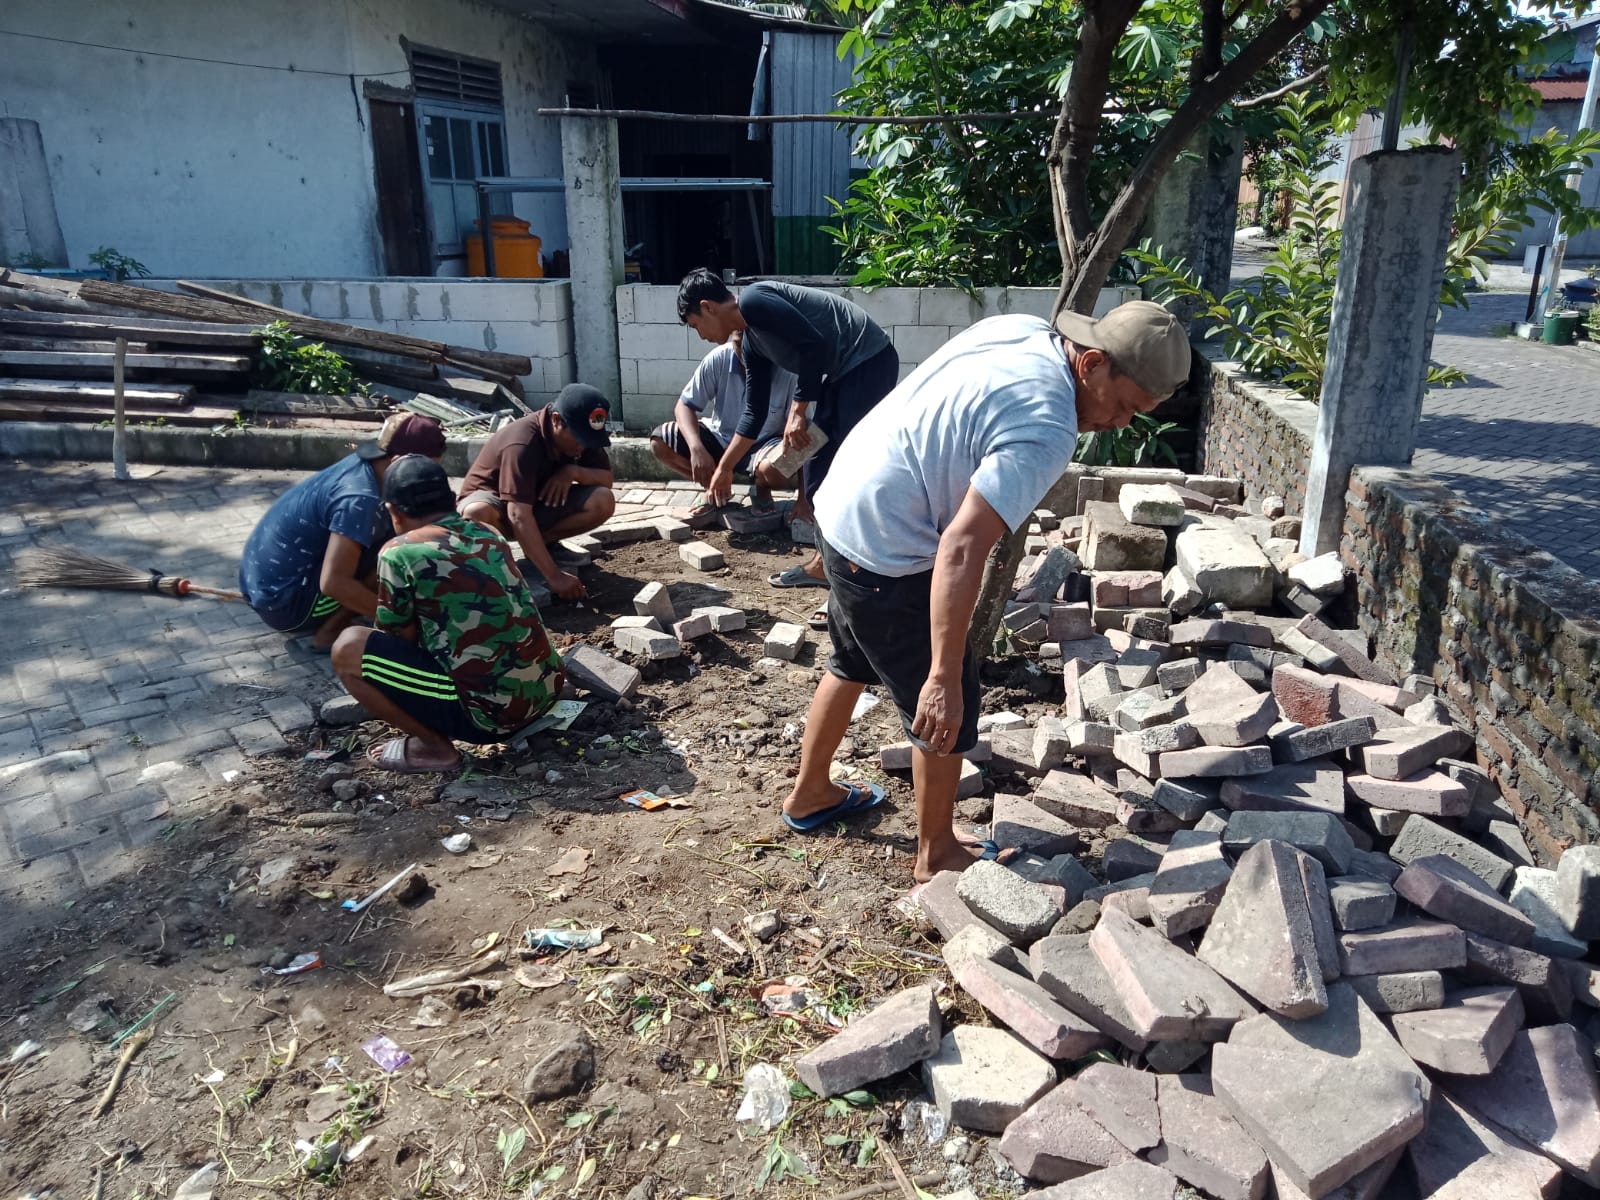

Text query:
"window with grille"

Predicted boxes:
[[409, 46, 509, 263]]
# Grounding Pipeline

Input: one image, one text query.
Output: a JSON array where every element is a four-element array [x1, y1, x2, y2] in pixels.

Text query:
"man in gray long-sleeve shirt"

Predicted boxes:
[[678, 270, 899, 587]]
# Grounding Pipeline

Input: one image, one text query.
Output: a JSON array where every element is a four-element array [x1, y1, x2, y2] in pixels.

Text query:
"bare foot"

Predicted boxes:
[[803, 553, 825, 580], [312, 607, 358, 649], [913, 841, 987, 883], [782, 779, 849, 823]]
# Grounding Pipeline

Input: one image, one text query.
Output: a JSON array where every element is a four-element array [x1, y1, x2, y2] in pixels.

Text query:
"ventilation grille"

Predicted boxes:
[[411, 47, 503, 107]]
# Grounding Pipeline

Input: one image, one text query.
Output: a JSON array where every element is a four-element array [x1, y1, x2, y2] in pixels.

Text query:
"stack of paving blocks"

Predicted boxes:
[[790, 478, 1600, 1197]]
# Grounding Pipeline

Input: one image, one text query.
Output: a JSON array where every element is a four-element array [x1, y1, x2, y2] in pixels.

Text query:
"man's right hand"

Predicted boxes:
[[688, 443, 717, 488], [547, 569, 586, 601], [706, 463, 735, 507]]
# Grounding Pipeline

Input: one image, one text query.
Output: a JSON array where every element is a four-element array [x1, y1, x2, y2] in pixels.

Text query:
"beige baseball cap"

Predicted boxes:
[[1054, 300, 1191, 401]]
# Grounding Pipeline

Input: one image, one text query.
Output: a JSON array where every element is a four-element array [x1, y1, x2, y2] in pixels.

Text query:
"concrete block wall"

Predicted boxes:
[[146, 278, 575, 398], [1196, 350, 1600, 858], [617, 284, 1141, 434]]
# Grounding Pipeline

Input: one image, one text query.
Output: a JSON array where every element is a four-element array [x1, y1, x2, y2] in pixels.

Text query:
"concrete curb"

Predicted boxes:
[[0, 421, 679, 483]]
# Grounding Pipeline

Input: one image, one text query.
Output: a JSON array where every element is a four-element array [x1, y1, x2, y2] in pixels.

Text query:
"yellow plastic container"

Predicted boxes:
[[467, 216, 543, 278]]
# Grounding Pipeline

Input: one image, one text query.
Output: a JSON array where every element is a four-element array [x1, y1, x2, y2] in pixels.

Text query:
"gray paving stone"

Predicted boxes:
[[1029, 934, 1151, 1052], [997, 1076, 1138, 1185], [1342, 970, 1445, 1015], [1219, 758, 1344, 816], [1395, 854, 1536, 946], [992, 793, 1081, 859], [1389, 814, 1515, 893], [1338, 919, 1466, 975], [1147, 830, 1232, 938], [1020, 1162, 1178, 1200], [1146, 1074, 1270, 1200], [1328, 876, 1397, 931], [1198, 840, 1329, 1017], [922, 1025, 1055, 1134], [1391, 986, 1524, 1076], [1555, 844, 1600, 939], [1033, 769, 1120, 829], [1221, 810, 1353, 875], [794, 985, 941, 1098], [1090, 905, 1255, 1042], [1459, 932, 1575, 1024], [1508, 865, 1589, 958], [954, 955, 1109, 1060], [1407, 1091, 1563, 1200], [956, 859, 1058, 943]]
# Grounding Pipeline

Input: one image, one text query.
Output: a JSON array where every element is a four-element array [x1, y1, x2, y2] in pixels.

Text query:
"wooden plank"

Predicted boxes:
[[240, 389, 389, 420], [81, 279, 533, 379], [0, 335, 152, 353], [0, 269, 84, 297], [0, 285, 140, 317], [0, 400, 239, 427], [0, 349, 250, 372], [0, 309, 264, 347], [0, 378, 194, 408]]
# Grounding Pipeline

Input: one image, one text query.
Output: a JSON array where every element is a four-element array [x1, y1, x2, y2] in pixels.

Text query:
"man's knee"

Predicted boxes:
[[648, 435, 673, 463], [586, 487, 616, 522], [460, 500, 503, 532], [330, 626, 372, 675]]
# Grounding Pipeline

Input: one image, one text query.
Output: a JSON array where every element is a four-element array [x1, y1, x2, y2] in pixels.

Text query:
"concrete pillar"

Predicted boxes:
[[0, 119, 68, 267], [1146, 128, 1245, 331], [560, 116, 625, 415], [1300, 147, 1461, 557]]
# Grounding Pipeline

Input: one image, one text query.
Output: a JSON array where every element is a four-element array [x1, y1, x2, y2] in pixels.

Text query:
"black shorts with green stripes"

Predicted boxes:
[[359, 631, 500, 744]]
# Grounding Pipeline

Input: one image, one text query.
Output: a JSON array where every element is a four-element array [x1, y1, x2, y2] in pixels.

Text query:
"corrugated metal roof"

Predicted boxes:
[[1533, 78, 1589, 100]]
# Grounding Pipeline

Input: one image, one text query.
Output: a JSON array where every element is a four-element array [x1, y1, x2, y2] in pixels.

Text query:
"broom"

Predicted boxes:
[[16, 547, 244, 601]]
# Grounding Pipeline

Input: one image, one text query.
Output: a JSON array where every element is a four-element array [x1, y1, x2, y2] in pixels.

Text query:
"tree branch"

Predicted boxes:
[[1057, 0, 1335, 316], [1235, 64, 1330, 109]]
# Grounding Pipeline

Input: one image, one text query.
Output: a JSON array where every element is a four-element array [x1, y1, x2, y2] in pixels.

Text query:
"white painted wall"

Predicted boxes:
[[0, 0, 595, 277], [617, 284, 1142, 432]]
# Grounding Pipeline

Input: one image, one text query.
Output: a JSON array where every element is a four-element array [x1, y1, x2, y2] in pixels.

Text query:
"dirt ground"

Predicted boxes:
[[0, 522, 1065, 1200]]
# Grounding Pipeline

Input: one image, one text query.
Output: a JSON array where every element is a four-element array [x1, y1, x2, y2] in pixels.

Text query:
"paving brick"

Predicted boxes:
[[614, 626, 682, 659], [922, 1025, 1055, 1134], [1119, 483, 1186, 527], [941, 922, 1019, 977], [1213, 985, 1426, 1198], [991, 793, 1080, 859], [1158, 745, 1273, 778], [1270, 664, 1339, 728], [1033, 717, 1071, 770], [1102, 835, 1165, 881], [1021, 1162, 1178, 1200], [955, 955, 1109, 1060], [689, 605, 746, 632], [1028, 545, 1082, 606], [1328, 680, 1412, 731], [1555, 844, 1600, 939], [671, 614, 713, 642], [1174, 526, 1273, 608], [794, 985, 941, 1097], [1081, 501, 1167, 572], [1047, 602, 1094, 643], [1156, 656, 1201, 693], [1147, 830, 1233, 938], [1270, 716, 1377, 765], [1329, 876, 1396, 931], [1010, 852, 1096, 905], [1508, 866, 1588, 958], [1355, 725, 1472, 781], [1146, 1074, 1269, 1200], [1395, 854, 1536, 946], [1150, 777, 1217, 822], [1389, 814, 1515, 892], [1063, 720, 1116, 756], [1221, 810, 1353, 874], [1199, 840, 1330, 1017], [1344, 769, 1469, 817], [632, 580, 676, 623], [563, 645, 640, 699], [1167, 619, 1273, 649], [997, 1076, 1138, 1184], [762, 622, 806, 661], [1293, 615, 1399, 686], [957, 859, 1058, 943], [1029, 934, 1150, 1052], [1338, 920, 1466, 975], [678, 540, 724, 571], [914, 870, 1006, 942], [1219, 758, 1344, 816], [1343, 970, 1445, 1014], [1033, 770, 1119, 829], [1090, 905, 1254, 1041], [232, 719, 288, 758], [1407, 1091, 1563, 1200], [1392, 986, 1524, 1075], [1443, 1023, 1600, 1186], [1459, 932, 1574, 1024]]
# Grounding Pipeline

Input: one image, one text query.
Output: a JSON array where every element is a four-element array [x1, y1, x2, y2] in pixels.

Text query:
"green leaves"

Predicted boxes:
[[253, 321, 358, 395], [986, 0, 1044, 34], [496, 1126, 526, 1175], [754, 1135, 815, 1189]]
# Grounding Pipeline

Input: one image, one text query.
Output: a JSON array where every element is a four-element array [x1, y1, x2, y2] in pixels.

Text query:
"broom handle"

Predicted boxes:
[[183, 584, 246, 601], [112, 337, 129, 482]]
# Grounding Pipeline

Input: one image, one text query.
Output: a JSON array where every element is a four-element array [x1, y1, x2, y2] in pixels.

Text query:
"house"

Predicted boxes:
[[0, 0, 859, 281]]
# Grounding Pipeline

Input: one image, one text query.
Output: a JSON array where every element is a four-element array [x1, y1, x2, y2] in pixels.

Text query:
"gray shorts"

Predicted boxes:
[[650, 419, 786, 476]]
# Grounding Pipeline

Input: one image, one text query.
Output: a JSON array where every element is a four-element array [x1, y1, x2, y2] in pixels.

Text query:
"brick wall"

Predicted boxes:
[[1197, 352, 1600, 857], [148, 278, 575, 398], [617, 284, 1141, 434], [1195, 348, 1318, 515], [1342, 467, 1600, 858]]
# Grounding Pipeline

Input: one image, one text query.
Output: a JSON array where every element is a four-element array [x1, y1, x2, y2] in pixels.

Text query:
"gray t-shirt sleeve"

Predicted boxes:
[[969, 391, 1079, 532]]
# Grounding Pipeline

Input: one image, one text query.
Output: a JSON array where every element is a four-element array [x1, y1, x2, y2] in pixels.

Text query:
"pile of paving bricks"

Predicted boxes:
[[790, 476, 1600, 1199]]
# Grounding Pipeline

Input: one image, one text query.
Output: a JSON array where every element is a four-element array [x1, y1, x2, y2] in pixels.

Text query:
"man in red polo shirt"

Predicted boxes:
[[458, 384, 616, 601]]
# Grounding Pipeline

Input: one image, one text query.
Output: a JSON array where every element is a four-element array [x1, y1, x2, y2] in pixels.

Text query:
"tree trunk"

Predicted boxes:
[[968, 0, 1334, 659]]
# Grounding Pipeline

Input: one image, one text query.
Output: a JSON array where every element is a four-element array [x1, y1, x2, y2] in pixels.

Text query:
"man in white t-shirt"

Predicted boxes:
[[649, 331, 799, 520], [776, 301, 1191, 883]]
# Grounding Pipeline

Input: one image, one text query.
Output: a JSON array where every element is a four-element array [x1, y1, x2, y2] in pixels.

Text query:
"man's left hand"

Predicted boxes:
[[539, 469, 574, 508], [911, 676, 963, 757]]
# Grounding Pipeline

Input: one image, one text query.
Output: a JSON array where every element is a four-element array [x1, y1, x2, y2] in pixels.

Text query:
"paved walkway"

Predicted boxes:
[[0, 462, 740, 903], [1420, 276, 1600, 578]]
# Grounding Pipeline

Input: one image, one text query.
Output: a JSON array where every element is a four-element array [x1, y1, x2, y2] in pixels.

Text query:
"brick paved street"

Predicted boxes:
[[0, 461, 741, 904], [1419, 281, 1600, 579]]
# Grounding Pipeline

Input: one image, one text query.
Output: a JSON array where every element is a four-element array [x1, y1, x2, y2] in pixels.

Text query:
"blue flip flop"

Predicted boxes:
[[782, 781, 885, 832]]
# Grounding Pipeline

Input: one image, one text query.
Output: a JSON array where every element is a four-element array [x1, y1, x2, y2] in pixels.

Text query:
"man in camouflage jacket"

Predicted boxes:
[[331, 456, 566, 773]]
